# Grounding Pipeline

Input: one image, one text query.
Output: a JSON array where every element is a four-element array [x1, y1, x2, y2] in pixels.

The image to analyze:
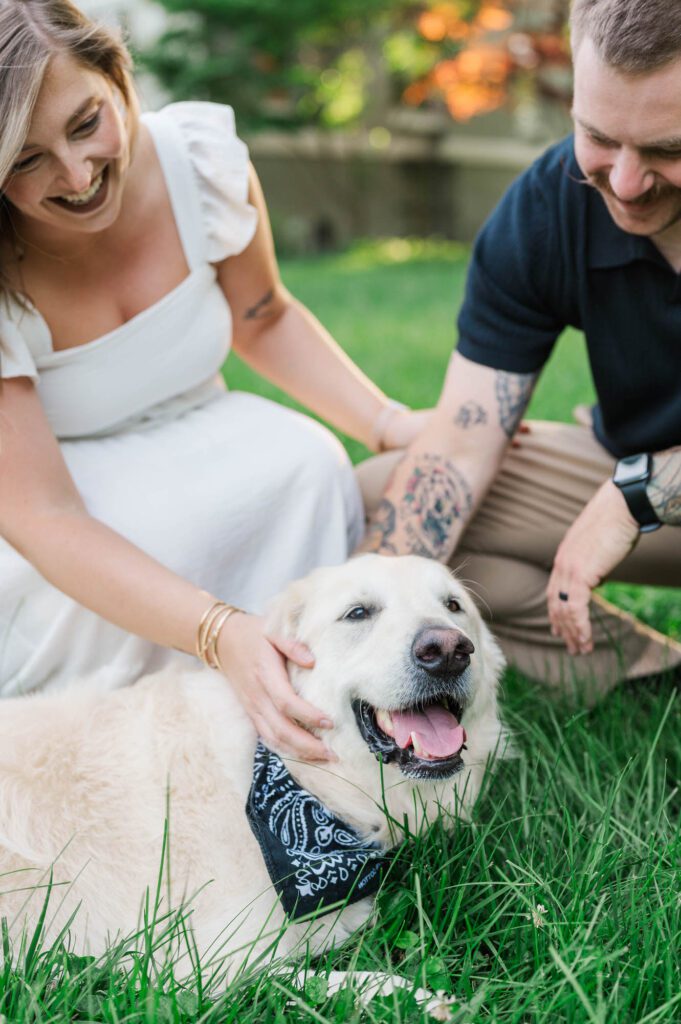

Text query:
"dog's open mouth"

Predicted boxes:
[[352, 697, 467, 780]]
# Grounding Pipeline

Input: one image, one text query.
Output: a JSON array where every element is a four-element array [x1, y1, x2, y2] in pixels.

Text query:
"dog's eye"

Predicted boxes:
[[445, 596, 461, 613], [343, 605, 372, 622]]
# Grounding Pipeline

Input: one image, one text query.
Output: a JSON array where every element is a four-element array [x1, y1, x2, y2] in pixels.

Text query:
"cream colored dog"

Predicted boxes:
[[0, 555, 505, 975]]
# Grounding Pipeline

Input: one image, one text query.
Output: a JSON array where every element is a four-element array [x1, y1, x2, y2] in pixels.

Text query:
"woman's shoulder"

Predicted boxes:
[[145, 101, 257, 263]]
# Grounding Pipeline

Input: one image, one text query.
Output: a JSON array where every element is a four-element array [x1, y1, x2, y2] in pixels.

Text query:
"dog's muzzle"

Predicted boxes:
[[352, 626, 473, 781]]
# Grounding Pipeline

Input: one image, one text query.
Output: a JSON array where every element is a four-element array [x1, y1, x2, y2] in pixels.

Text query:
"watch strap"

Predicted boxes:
[[613, 455, 661, 533]]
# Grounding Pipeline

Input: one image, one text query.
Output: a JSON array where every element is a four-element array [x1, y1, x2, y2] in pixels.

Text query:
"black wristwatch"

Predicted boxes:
[[612, 453, 661, 533]]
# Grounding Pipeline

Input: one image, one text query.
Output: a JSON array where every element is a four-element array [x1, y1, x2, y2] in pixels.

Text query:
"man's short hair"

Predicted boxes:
[[571, 0, 681, 73]]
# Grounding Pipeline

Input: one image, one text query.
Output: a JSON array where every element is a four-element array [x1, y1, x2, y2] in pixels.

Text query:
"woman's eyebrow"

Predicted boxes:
[[19, 97, 97, 154]]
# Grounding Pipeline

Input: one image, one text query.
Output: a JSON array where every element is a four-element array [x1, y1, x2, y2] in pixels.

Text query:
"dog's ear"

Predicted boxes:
[[264, 578, 308, 643]]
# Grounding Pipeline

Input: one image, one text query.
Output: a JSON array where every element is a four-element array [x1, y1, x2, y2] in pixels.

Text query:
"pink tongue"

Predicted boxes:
[[391, 705, 466, 759]]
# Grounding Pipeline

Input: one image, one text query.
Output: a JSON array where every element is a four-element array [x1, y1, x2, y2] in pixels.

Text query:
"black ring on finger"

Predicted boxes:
[[558, 591, 569, 602]]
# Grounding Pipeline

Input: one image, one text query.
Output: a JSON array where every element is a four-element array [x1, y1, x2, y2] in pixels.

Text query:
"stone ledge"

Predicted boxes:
[[247, 129, 549, 170]]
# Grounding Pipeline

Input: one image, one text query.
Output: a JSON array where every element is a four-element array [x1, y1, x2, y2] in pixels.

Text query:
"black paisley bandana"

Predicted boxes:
[[246, 741, 387, 920]]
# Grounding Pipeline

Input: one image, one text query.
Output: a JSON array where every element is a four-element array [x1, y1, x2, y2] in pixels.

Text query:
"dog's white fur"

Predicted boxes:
[[0, 555, 505, 974]]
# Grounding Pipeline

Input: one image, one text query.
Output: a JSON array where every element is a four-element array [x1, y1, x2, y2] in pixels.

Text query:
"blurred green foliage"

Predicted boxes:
[[140, 1, 571, 132], [141, 0, 410, 130]]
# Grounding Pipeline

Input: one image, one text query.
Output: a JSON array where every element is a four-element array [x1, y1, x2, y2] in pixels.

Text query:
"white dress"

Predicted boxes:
[[0, 102, 363, 697]]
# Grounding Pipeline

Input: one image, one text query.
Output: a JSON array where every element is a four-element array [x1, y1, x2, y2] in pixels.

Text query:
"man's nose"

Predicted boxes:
[[609, 147, 655, 201]]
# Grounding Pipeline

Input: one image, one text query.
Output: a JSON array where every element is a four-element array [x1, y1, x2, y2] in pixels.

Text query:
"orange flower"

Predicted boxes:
[[456, 45, 509, 85], [403, 81, 430, 106], [476, 4, 513, 33], [418, 11, 448, 41], [432, 59, 460, 88], [418, 3, 470, 42], [445, 81, 505, 120]]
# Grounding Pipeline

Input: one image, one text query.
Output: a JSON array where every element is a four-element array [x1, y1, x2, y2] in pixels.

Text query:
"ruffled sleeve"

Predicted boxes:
[[160, 101, 258, 263], [0, 303, 39, 382]]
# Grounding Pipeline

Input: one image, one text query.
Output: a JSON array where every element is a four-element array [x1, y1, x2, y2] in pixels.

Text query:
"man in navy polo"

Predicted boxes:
[[359, 0, 681, 696]]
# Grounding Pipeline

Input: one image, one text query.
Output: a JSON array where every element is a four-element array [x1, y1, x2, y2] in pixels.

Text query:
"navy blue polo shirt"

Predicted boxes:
[[457, 135, 681, 457]]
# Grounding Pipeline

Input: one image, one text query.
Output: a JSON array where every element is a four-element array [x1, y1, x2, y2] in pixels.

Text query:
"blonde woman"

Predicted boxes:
[[0, 0, 424, 758]]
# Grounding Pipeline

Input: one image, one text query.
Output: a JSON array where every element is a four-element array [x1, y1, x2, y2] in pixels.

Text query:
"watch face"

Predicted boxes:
[[613, 453, 650, 486]]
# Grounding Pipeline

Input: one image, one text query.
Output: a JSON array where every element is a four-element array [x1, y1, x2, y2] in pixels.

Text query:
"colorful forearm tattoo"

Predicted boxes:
[[362, 454, 473, 559]]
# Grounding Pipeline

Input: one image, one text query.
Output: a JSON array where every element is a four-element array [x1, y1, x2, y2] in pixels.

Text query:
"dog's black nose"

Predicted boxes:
[[411, 627, 474, 677]]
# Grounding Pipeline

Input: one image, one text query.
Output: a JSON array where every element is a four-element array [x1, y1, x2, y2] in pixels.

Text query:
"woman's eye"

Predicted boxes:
[[445, 596, 461, 613], [11, 153, 40, 174], [343, 605, 372, 622], [75, 110, 101, 136]]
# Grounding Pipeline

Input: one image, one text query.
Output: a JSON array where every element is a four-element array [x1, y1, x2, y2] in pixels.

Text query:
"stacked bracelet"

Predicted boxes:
[[196, 600, 243, 672], [370, 399, 408, 453]]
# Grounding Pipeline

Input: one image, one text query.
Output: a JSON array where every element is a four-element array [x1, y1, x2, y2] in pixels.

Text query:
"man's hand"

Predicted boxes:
[[547, 480, 640, 655]]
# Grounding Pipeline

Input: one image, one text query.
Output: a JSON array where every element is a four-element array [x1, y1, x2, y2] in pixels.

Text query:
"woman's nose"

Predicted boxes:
[[609, 148, 655, 201], [55, 154, 94, 196]]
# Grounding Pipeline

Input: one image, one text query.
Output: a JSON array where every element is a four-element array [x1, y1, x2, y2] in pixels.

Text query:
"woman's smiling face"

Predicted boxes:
[[2, 52, 130, 237]]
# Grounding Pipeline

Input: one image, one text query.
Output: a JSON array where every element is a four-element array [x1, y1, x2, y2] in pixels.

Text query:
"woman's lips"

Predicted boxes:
[[49, 165, 110, 214]]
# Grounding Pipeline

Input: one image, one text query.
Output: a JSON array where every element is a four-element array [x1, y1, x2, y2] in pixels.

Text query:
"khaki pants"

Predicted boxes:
[[356, 420, 681, 700]]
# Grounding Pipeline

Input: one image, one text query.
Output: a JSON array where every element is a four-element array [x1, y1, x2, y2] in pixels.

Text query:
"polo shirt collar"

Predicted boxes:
[[586, 180, 669, 270]]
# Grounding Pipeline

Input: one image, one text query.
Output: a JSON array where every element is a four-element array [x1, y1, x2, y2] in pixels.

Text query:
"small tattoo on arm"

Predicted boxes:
[[399, 454, 473, 559], [495, 370, 536, 438], [453, 401, 488, 429], [648, 447, 681, 524], [244, 288, 275, 321]]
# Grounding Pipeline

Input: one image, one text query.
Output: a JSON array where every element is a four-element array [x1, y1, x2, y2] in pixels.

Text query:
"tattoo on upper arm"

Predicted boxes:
[[244, 288, 275, 321], [399, 454, 473, 559], [648, 448, 681, 524], [453, 401, 488, 429], [494, 370, 537, 438]]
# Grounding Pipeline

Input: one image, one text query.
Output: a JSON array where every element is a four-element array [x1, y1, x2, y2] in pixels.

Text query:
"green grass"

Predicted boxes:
[[2, 242, 679, 1022]]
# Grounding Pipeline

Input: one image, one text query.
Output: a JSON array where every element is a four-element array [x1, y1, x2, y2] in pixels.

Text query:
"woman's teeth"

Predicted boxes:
[[61, 170, 105, 205]]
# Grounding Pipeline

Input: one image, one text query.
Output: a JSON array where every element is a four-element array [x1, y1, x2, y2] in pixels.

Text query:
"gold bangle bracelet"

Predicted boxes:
[[196, 600, 243, 670], [370, 400, 408, 453], [202, 604, 237, 669], [196, 600, 227, 660], [208, 605, 243, 673]]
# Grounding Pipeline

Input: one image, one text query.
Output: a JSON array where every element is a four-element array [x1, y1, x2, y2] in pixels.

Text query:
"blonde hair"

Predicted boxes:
[[571, 0, 681, 73], [0, 0, 138, 307]]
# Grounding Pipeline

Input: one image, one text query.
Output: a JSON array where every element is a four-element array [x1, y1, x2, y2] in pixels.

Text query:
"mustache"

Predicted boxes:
[[586, 170, 679, 206]]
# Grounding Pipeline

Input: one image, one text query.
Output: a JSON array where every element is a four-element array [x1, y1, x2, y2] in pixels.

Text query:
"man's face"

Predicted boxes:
[[573, 36, 681, 241]]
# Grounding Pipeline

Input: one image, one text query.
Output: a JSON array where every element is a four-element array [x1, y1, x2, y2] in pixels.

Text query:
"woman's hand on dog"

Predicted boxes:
[[216, 613, 337, 761]]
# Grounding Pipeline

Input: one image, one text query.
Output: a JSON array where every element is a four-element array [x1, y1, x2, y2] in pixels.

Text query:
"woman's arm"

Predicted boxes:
[[216, 166, 428, 452], [0, 377, 333, 760]]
